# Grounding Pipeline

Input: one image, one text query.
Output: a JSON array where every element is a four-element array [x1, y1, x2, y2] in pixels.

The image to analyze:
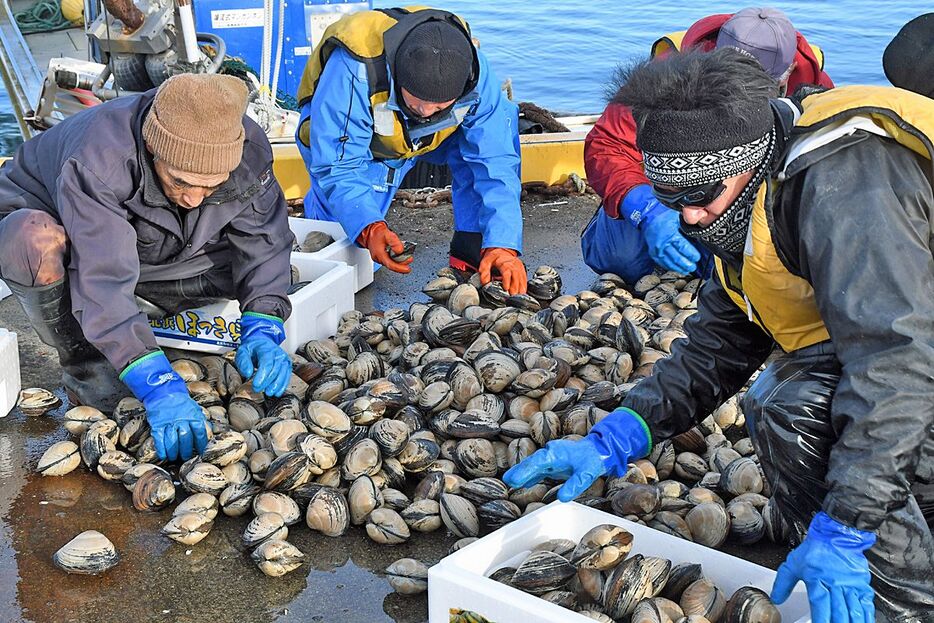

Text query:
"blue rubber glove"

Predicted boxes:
[[622, 184, 700, 275], [120, 351, 209, 462], [235, 312, 292, 397], [504, 408, 652, 502], [772, 512, 876, 623]]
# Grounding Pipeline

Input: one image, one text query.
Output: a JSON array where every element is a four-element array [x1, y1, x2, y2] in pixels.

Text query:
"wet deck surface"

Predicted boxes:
[[0, 194, 788, 623]]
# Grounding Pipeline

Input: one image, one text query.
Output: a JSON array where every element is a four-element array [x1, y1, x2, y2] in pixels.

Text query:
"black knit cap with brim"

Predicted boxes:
[[883, 13, 934, 98], [395, 20, 473, 103]]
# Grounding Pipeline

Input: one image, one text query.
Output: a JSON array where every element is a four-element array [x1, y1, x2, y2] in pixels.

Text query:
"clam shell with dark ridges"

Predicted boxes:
[[53, 530, 119, 574]]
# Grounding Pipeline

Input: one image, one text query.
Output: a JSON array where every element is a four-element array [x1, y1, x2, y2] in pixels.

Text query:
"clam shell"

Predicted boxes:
[[685, 502, 730, 549], [571, 524, 634, 570], [201, 431, 247, 466], [182, 462, 228, 496], [474, 351, 522, 393], [303, 401, 352, 440], [719, 458, 764, 496], [602, 554, 654, 619], [661, 563, 705, 602], [37, 441, 81, 477], [242, 511, 288, 547], [96, 450, 137, 481], [385, 558, 429, 594], [121, 463, 159, 492], [219, 483, 261, 517], [727, 501, 765, 545], [632, 597, 685, 623], [52, 530, 119, 574], [680, 578, 726, 623], [299, 435, 338, 474], [263, 451, 312, 492], [132, 467, 176, 511], [348, 475, 383, 525], [163, 512, 214, 545], [458, 477, 508, 506], [111, 397, 146, 426], [253, 491, 302, 526], [252, 540, 305, 577], [17, 387, 61, 416], [477, 499, 521, 529], [512, 550, 577, 595], [305, 487, 350, 537], [611, 484, 662, 518], [722, 586, 781, 623], [174, 492, 219, 519], [454, 438, 498, 478], [79, 429, 116, 470], [221, 461, 252, 486], [398, 438, 441, 473], [400, 499, 442, 532], [267, 419, 308, 456], [439, 493, 479, 538], [365, 507, 411, 544], [62, 406, 107, 435], [368, 419, 410, 458]]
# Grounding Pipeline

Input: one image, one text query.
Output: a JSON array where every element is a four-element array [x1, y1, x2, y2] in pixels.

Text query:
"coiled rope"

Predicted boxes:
[[14, 0, 72, 34]]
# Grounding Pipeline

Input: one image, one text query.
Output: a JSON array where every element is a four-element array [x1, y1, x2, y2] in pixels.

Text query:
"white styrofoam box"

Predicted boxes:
[[429, 501, 810, 623], [150, 255, 354, 355], [0, 329, 21, 417], [289, 217, 374, 292], [0, 279, 10, 301]]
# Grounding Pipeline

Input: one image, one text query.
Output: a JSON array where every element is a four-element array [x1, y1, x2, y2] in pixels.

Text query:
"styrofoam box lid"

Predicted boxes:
[[429, 501, 810, 623]]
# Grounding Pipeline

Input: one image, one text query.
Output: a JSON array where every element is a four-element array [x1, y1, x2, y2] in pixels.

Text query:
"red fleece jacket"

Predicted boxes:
[[585, 13, 834, 218]]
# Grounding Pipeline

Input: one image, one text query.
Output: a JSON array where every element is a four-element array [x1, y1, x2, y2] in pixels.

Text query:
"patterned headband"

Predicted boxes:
[[642, 131, 773, 187]]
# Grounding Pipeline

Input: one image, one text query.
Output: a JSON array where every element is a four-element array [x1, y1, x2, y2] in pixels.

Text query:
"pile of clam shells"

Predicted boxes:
[[486, 525, 783, 623], [35, 265, 790, 580]]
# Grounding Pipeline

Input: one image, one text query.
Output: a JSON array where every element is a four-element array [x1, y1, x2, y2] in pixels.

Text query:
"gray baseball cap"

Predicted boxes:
[[716, 7, 797, 80]]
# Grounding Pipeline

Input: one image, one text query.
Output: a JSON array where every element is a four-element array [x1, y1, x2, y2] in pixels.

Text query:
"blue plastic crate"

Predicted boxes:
[[193, 0, 370, 100]]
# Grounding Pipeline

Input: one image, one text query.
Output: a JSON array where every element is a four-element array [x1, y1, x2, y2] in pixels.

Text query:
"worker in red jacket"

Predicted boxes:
[[582, 7, 833, 284]]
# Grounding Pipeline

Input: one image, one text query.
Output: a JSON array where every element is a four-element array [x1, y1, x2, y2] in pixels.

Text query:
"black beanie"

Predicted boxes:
[[618, 49, 777, 186], [883, 13, 934, 99], [395, 20, 473, 103]]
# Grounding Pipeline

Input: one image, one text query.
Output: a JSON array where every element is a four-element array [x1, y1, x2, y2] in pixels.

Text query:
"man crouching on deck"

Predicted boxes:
[[0, 74, 294, 462]]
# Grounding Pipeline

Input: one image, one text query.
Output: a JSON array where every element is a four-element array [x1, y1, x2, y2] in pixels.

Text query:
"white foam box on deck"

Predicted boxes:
[[0, 329, 21, 417], [150, 255, 354, 355], [289, 217, 374, 292], [0, 279, 11, 301], [428, 501, 811, 623]]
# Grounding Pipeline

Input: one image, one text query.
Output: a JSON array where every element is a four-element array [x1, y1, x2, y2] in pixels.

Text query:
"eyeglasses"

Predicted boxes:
[[653, 181, 726, 211]]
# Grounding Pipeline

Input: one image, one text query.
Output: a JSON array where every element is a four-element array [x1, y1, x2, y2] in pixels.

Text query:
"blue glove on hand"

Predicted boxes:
[[120, 351, 209, 462], [623, 184, 700, 275], [503, 408, 652, 502], [235, 312, 292, 397], [772, 512, 876, 623]]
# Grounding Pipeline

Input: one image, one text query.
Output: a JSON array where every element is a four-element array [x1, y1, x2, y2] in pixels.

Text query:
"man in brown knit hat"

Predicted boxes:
[[0, 73, 294, 462]]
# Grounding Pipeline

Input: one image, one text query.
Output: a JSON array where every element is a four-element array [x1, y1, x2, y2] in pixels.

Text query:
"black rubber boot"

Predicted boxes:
[[449, 231, 483, 277], [5, 278, 129, 412], [134, 273, 231, 319]]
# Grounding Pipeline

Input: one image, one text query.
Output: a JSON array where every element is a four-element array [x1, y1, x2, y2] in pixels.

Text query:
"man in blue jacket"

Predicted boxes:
[[295, 7, 527, 294]]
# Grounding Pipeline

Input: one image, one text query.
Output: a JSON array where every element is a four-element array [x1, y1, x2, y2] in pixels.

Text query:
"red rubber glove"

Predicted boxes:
[[479, 247, 527, 295], [357, 221, 412, 274]]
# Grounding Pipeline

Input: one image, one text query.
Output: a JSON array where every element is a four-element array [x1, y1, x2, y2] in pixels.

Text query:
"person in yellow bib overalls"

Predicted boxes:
[[505, 49, 934, 623]]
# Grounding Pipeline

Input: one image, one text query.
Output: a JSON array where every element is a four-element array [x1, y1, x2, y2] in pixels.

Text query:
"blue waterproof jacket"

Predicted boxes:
[[297, 46, 522, 251]]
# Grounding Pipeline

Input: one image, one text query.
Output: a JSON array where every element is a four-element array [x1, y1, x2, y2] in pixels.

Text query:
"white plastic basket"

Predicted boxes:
[[429, 501, 810, 623], [289, 217, 374, 292], [150, 255, 354, 355], [0, 329, 21, 417]]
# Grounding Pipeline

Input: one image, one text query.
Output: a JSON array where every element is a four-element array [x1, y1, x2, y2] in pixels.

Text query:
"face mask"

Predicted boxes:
[[680, 128, 776, 262]]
